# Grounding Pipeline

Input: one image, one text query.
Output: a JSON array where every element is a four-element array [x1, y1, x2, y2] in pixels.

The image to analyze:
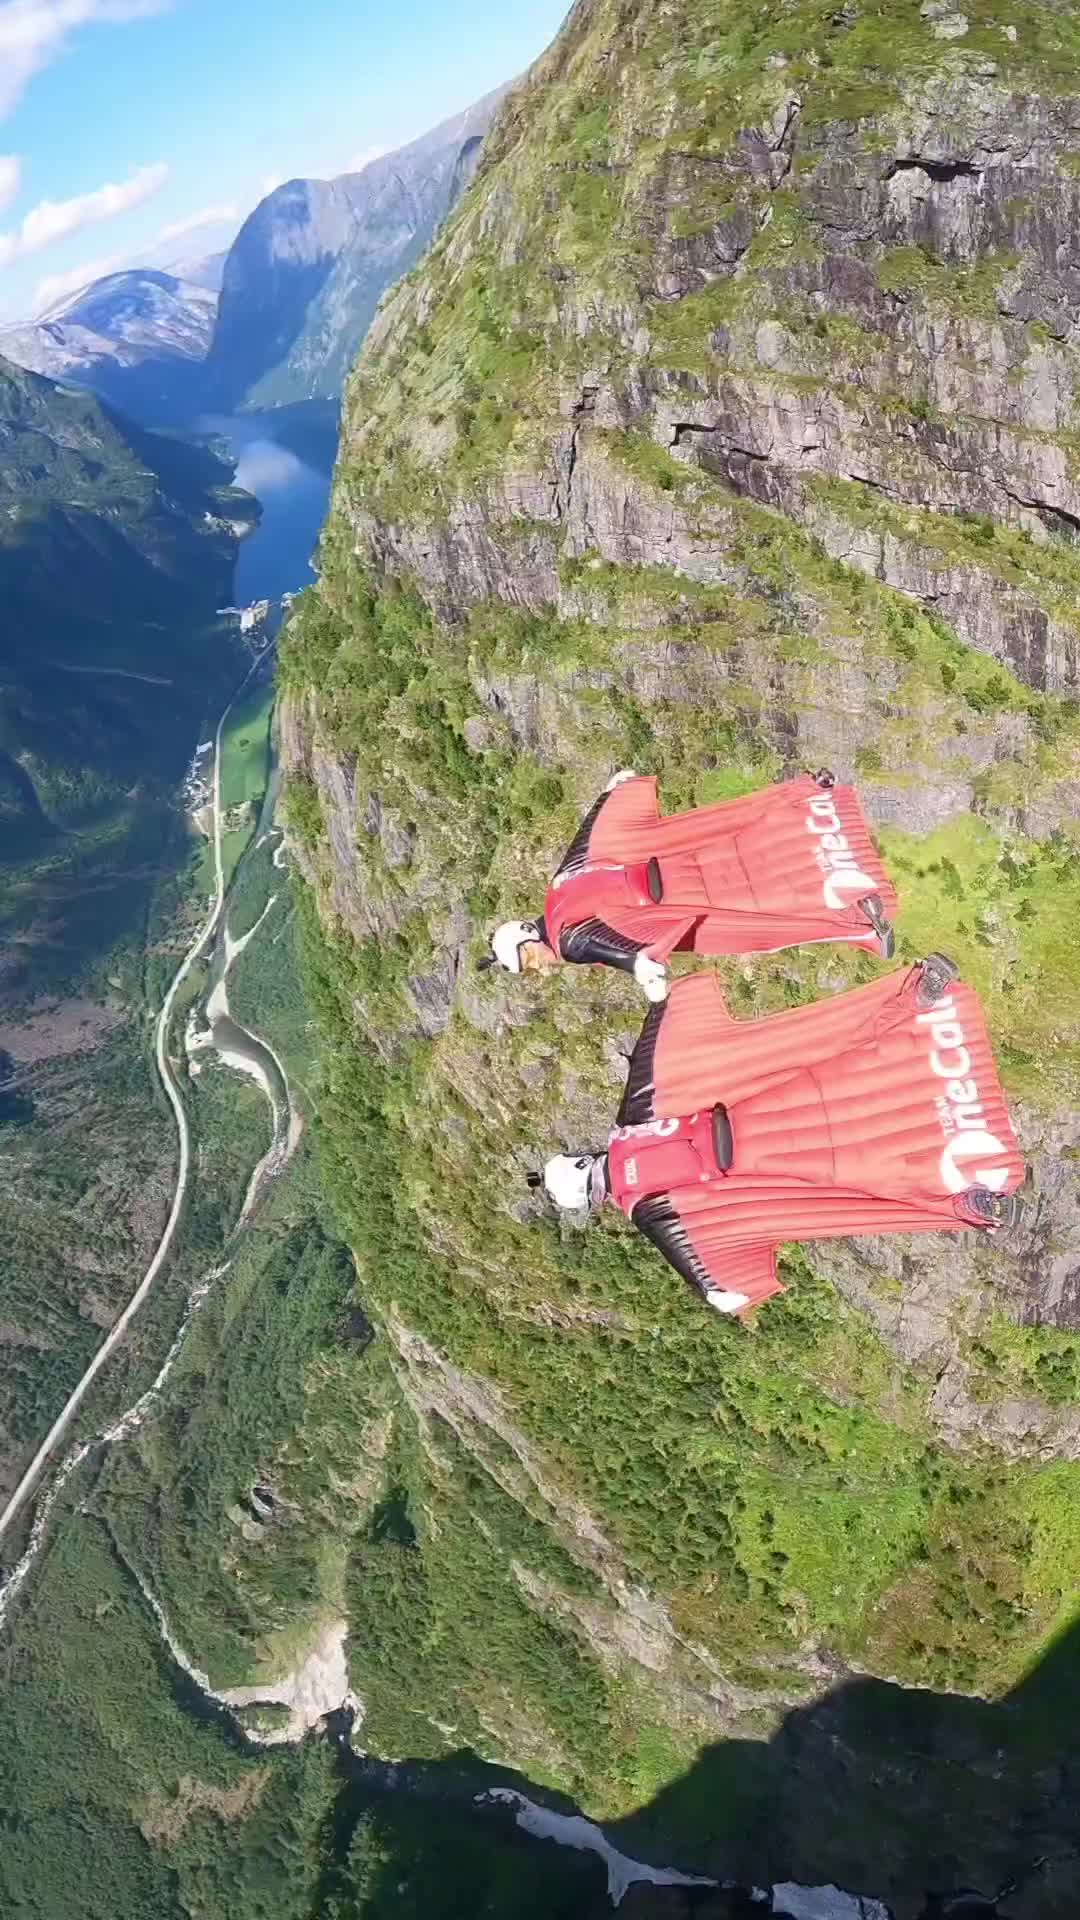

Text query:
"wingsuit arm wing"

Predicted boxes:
[[586, 775, 663, 859], [616, 996, 670, 1127], [553, 789, 614, 882], [551, 779, 700, 963], [553, 776, 663, 881], [616, 978, 739, 1127], [630, 1192, 782, 1311]]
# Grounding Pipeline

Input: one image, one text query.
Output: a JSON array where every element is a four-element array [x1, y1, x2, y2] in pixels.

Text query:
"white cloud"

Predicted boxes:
[[0, 0, 170, 121], [33, 248, 125, 313], [26, 195, 241, 314], [153, 200, 238, 247], [0, 153, 20, 213], [260, 173, 283, 199], [345, 144, 386, 176], [232, 440, 299, 495], [0, 159, 167, 267]]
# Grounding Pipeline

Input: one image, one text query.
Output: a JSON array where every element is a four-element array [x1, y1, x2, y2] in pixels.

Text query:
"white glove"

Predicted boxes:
[[605, 768, 638, 791], [705, 1288, 750, 1316], [633, 951, 669, 1002]]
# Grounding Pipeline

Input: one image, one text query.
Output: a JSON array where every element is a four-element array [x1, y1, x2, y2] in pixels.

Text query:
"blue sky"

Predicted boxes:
[[0, 0, 570, 321]]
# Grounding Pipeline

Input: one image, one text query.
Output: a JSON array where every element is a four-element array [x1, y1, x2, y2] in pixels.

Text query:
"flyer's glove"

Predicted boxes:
[[704, 1288, 750, 1316], [633, 952, 669, 1002]]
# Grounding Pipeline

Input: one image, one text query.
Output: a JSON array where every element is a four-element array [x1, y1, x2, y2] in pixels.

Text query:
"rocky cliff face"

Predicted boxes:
[[205, 177, 362, 411], [279, 0, 1080, 1907]]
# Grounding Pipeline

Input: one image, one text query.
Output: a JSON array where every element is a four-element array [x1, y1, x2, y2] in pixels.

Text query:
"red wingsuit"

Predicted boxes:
[[543, 773, 898, 971], [604, 965, 1025, 1313]]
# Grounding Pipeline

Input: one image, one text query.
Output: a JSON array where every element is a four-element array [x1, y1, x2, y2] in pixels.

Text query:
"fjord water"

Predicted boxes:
[[198, 409, 337, 604]]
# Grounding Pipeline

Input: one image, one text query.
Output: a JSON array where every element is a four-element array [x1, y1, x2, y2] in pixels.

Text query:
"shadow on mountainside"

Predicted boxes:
[[331, 1611, 1080, 1919], [607, 1611, 1080, 1918]]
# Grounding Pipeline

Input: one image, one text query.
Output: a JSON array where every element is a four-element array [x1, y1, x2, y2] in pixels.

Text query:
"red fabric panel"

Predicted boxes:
[[653, 970, 1024, 1208], [707, 1242, 784, 1309], [673, 1176, 976, 1259], [587, 776, 664, 856], [668, 1180, 1002, 1318], [571, 775, 897, 957], [651, 970, 911, 1115]]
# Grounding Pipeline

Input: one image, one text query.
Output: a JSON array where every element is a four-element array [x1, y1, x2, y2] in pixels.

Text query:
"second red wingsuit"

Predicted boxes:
[[537, 956, 1026, 1316], [481, 768, 898, 1000]]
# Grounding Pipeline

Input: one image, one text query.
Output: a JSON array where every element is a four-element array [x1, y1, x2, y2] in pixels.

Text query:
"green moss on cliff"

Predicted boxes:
[[880, 815, 1080, 1105], [810, 471, 1080, 644], [875, 247, 1018, 320]]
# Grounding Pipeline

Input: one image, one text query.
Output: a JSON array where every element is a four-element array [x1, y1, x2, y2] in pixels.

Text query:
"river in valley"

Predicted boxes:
[[202, 748, 289, 1154], [188, 408, 334, 1176]]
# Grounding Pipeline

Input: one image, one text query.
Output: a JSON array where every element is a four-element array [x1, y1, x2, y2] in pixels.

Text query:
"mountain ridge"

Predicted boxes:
[[205, 83, 512, 410], [0, 270, 219, 424], [0, 87, 508, 426]]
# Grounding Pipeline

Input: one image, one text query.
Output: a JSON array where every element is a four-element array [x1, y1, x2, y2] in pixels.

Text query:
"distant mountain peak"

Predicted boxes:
[[205, 84, 512, 411], [0, 268, 219, 424], [165, 249, 227, 293]]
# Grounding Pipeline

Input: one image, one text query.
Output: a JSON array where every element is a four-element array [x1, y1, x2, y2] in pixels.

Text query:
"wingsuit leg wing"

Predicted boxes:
[[620, 967, 923, 1126], [610, 961, 1025, 1315]]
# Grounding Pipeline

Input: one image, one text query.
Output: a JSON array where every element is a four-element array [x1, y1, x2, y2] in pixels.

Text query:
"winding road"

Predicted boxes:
[[0, 653, 267, 1551]]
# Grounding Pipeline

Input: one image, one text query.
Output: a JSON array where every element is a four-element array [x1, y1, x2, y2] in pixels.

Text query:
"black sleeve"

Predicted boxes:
[[559, 916, 644, 972], [552, 788, 612, 883], [630, 1194, 713, 1299]]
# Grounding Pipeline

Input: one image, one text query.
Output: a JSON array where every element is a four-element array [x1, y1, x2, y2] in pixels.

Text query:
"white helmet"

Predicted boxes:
[[544, 1152, 596, 1213], [488, 919, 541, 974]]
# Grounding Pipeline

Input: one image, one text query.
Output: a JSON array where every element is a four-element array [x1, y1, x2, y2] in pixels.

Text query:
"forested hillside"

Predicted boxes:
[[0, 356, 252, 1500]]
